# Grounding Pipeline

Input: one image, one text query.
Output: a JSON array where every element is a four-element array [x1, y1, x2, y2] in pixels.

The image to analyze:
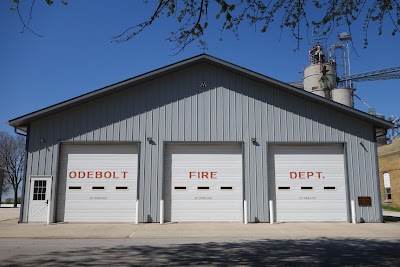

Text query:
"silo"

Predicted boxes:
[[331, 87, 353, 107], [303, 63, 336, 99]]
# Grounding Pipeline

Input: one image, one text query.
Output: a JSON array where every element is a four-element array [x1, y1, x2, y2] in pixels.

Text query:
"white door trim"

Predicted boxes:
[[27, 176, 53, 223]]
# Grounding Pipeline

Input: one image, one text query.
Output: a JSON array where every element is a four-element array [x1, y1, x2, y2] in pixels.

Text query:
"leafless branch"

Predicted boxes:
[[16, 0, 43, 37], [112, 0, 169, 43]]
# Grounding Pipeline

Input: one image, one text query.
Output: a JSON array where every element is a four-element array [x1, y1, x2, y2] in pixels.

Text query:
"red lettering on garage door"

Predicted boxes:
[[189, 171, 218, 179], [68, 171, 129, 179]]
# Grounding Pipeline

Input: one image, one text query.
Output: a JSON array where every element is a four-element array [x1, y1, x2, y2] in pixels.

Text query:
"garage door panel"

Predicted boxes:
[[171, 193, 242, 199], [171, 200, 243, 207], [57, 144, 138, 223], [172, 210, 242, 221], [165, 144, 243, 222], [269, 145, 348, 222], [65, 202, 136, 209]]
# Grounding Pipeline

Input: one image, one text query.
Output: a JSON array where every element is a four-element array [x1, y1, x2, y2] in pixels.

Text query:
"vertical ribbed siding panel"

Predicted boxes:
[[178, 72, 184, 141], [369, 125, 379, 222], [298, 98, 307, 142], [76, 105, 86, 141], [70, 108, 79, 141], [37, 119, 48, 176], [138, 86, 147, 222], [151, 81, 160, 221], [125, 91, 133, 142], [356, 121, 366, 222], [229, 72, 237, 141], [85, 101, 94, 141], [222, 71, 230, 141], [156, 78, 165, 219], [371, 138, 382, 222], [171, 83, 179, 141], [235, 76, 243, 141], [247, 79, 257, 221], [92, 99, 101, 141], [266, 86, 274, 142], [261, 85, 269, 221], [98, 98, 107, 141], [113, 94, 122, 141], [44, 117, 55, 176], [272, 89, 281, 142], [23, 122, 37, 221], [304, 101, 312, 142], [346, 118, 359, 221], [210, 66, 217, 141], [330, 110, 338, 142], [120, 91, 128, 141], [326, 109, 333, 142], [107, 97, 116, 141], [191, 67, 199, 142], [363, 123, 372, 222], [254, 82, 264, 221], [145, 87, 154, 221], [49, 116, 60, 222], [356, 121, 367, 222], [132, 86, 140, 141], [312, 103, 321, 142], [197, 77, 205, 142], [361, 122, 376, 222], [283, 95, 297, 141], [291, 95, 300, 143], [216, 69, 223, 141], [241, 76, 251, 222], [205, 85, 212, 142], [184, 72, 192, 142], [158, 77, 167, 213]]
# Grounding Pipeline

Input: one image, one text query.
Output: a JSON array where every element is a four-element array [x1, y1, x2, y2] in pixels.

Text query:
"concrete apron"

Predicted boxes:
[[0, 219, 399, 239]]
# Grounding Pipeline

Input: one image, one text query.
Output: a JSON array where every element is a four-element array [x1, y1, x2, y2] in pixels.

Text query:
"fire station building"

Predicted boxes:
[[9, 55, 392, 223]]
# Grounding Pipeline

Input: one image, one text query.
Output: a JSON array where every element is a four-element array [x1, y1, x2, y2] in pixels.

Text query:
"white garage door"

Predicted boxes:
[[164, 144, 243, 222], [57, 143, 138, 222], [269, 145, 348, 222]]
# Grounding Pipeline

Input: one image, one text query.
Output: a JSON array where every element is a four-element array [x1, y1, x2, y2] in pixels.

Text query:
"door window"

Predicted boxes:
[[33, 180, 47, 201]]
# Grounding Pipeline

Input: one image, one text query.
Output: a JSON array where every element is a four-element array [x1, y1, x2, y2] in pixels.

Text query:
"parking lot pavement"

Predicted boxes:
[[0, 218, 399, 239], [0, 207, 399, 239], [0, 208, 20, 222]]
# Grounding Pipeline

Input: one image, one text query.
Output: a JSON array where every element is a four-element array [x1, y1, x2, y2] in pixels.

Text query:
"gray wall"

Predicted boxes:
[[22, 62, 381, 223]]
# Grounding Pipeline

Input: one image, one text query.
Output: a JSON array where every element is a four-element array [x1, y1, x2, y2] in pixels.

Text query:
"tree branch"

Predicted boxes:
[[16, 0, 43, 37], [112, 0, 169, 43]]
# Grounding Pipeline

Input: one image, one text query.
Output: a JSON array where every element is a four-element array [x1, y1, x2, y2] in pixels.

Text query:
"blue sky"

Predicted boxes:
[[1, 0, 399, 135]]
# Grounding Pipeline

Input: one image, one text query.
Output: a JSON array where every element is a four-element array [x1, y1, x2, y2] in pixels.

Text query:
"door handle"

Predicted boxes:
[[45, 200, 49, 205]]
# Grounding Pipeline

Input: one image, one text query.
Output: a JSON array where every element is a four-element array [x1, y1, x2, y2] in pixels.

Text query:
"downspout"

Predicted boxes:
[[14, 127, 27, 137]]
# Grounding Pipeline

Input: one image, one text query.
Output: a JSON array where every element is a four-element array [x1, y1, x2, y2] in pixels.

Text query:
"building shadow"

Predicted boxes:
[[384, 215, 400, 222]]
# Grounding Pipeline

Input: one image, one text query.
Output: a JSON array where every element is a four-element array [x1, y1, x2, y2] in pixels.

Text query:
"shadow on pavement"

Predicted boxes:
[[384, 215, 400, 222], [2, 238, 400, 266]]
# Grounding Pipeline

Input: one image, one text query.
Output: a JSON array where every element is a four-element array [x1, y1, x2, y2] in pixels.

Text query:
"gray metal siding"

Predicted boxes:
[[22, 62, 381, 223]]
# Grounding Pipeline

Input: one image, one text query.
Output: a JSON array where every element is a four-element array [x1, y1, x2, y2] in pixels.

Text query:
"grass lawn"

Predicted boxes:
[[382, 204, 400, 212]]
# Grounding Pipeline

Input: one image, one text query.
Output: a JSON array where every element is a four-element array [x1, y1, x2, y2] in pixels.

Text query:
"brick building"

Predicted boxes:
[[378, 138, 400, 208]]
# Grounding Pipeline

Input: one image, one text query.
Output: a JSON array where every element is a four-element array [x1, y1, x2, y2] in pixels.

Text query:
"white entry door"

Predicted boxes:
[[28, 176, 52, 222]]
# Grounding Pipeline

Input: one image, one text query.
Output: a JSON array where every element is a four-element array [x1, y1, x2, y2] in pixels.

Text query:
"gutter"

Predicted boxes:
[[14, 127, 27, 137]]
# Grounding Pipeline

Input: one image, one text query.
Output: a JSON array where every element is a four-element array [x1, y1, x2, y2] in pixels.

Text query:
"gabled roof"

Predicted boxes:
[[9, 54, 393, 131]]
